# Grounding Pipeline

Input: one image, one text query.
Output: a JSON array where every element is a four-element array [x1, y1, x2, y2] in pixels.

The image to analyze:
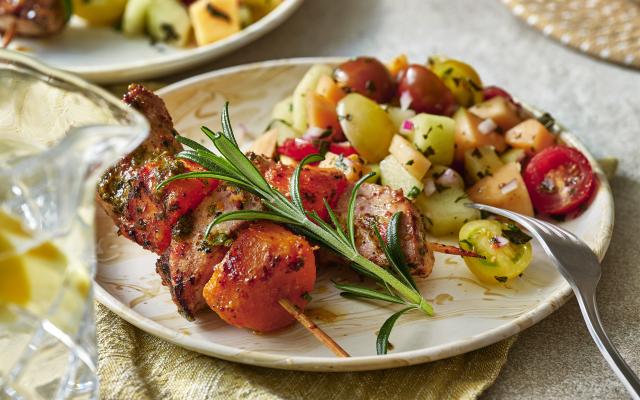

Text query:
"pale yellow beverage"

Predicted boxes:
[[1, 49, 148, 399]]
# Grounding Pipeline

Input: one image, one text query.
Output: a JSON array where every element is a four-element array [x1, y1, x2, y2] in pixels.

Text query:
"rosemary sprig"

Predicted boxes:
[[159, 103, 432, 355]]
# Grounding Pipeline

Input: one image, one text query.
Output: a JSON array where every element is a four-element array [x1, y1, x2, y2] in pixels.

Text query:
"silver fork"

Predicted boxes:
[[468, 203, 640, 399]]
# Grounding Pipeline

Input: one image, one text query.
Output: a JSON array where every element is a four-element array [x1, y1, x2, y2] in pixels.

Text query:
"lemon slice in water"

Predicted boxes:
[[0, 211, 68, 318]]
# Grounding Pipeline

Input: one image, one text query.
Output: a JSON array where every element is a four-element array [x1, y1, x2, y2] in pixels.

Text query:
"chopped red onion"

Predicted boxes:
[[478, 118, 497, 135], [499, 179, 518, 194], [400, 119, 415, 133], [493, 236, 510, 247], [303, 126, 327, 140], [423, 179, 436, 196], [437, 168, 458, 186], [400, 91, 413, 110]]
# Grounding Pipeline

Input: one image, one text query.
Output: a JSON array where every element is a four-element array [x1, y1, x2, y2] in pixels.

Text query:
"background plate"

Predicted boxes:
[[7, 0, 303, 83], [94, 58, 614, 371]]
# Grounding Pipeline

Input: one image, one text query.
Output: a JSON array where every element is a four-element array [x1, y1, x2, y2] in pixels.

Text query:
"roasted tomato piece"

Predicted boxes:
[[523, 146, 596, 215], [203, 222, 316, 332], [265, 162, 348, 220]]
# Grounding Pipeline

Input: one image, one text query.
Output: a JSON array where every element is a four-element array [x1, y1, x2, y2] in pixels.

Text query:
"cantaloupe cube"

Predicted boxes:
[[315, 75, 346, 105], [387, 54, 408, 78], [189, 0, 240, 46], [306, 91, 342, 138], [453, 108, 506, 162], [388, 134, 431, 180], [467, 162, 534, 216], [469, 96, 521, 132], [505, 119, 555, 153]]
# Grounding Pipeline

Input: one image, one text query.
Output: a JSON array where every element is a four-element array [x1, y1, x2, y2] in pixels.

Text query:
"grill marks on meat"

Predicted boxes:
[[203, 221, 316, 332], [335, 183, 434, 277], [97, 84, 215, 254], [1, 0, 68, 38], [156, 184, 263, 319]]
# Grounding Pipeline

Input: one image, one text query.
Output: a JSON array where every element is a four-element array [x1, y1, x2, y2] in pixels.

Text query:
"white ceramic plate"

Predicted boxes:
[[7, 1, 302, 84], [94, 58, 614, 372]]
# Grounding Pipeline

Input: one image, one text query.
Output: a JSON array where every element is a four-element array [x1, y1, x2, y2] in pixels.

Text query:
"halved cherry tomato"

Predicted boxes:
[[277, 138, 358, 161], [523, 146, 596, 215]]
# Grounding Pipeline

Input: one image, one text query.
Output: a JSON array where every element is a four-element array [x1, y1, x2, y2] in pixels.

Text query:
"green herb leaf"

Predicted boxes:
[[335, 283, 405, 304], [176, 136, 210, 153], [385, 213, 417, 290], [502, 224, 533, 244], [372, 219, 416, 291], [290, 153, 325, 211], [205, 210, 298, 237], [221, 102, 238, 147], [376, 307, 414, 355]]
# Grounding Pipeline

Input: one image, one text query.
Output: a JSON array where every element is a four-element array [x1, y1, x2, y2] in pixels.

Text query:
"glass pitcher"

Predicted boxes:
[[0, 49, 148, 399]]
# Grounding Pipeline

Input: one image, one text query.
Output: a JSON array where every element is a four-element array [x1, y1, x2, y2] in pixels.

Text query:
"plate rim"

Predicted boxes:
[[95, 57, 615, 372], [44, 0, 304, 83]]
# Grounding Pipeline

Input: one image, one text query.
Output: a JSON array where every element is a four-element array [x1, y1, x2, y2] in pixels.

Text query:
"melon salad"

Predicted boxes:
[[255, 55, 598, 285], [71, 0, 282, 47]]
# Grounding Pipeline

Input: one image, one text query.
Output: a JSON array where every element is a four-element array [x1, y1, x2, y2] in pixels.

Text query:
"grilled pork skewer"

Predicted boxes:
[[97, 85, 473, 334], [1, 0, 69, 45]]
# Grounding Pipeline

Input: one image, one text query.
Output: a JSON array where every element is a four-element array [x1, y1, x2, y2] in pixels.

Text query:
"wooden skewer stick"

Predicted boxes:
[[2, 20, 17, 48], [427, 242, 485, 259], [278, 298, 350, 358]]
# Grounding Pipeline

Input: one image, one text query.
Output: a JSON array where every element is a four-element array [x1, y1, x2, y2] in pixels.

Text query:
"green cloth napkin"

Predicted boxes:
[[97, 303, 516, 400]]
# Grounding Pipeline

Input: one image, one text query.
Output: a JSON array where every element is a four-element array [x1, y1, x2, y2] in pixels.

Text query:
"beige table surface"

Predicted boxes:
[[153, 0, 640, 398]]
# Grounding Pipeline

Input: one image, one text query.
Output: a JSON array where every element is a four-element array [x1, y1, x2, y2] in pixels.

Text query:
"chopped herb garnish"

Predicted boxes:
[[207, 3, 232, 22], [319, 128, 333, 138], [160, 23, 179, 42], [407, 186, 421, 199], [537, 112, 555, 130], [467, 78, 482, 92], [459, 239, 474, 250], [495, 276, 508, 283], [406, 159, 415, 166], [454, 194, 468, 203], [434, 182, 448, 193], [502, 225, 532, 244], [424, 146, 436, 156], [302, 292, 312, 302]]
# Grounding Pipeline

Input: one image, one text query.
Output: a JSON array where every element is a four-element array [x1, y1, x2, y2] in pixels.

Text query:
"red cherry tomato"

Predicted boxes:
[[482, 86, 514, 103], [523, 146, 596, 215], [397, 64, 456, 115], [277, 138, 358, 161]]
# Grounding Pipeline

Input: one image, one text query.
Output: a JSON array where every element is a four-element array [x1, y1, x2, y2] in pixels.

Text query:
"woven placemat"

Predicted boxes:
[[503, 0, 640, 69]]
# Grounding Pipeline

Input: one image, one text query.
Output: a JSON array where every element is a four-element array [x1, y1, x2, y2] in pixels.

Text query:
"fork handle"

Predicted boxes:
[[575, 288, 640, 399]]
